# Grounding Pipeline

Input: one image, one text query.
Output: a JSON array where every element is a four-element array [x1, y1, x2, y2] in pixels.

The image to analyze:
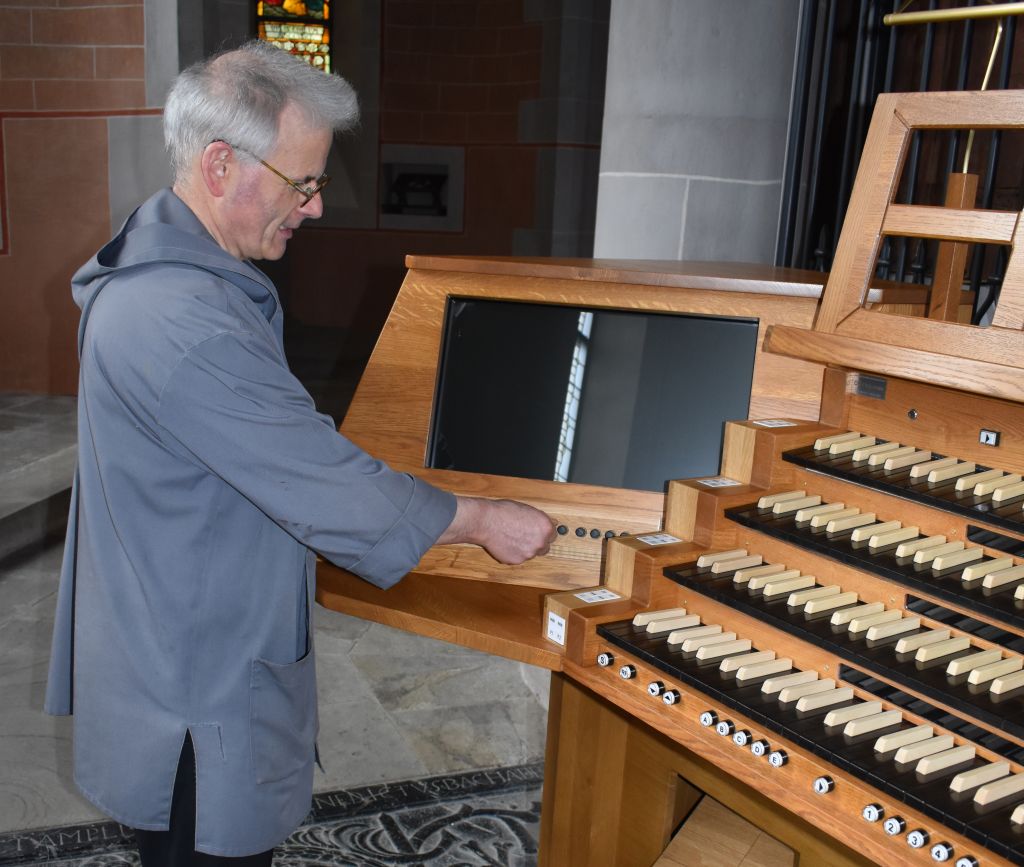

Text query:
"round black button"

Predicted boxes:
[[590, 528, 601, 539], [605, 530, 616, 538], [575, 527, 586, 537], [556, 525, 568, 535]]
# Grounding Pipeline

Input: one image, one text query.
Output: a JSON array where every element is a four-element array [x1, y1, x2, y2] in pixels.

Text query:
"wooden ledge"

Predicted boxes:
[[763, 324, 1024, 403], [316, 561, 565, 671]]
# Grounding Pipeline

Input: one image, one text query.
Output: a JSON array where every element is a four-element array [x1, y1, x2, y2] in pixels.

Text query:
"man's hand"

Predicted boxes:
[[437, 496, 556, 565]]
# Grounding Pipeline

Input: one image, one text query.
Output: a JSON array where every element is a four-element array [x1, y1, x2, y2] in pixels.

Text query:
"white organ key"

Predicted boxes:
[[696, 549, 747, 568], [829, 434, 876, 455], [895, 629, 951, 653], [732, 563, 786, 585], [1018, 584, 1024, 601], [1015, 803, 1024, 826], [761, 670, 816, 694], [869, 526, 919, 549], [757, 490, 804, 509], [633, 608, 688, 627], [895, 735, 954, 764], [975, 473, 1022, 497], [931, 547, 984, 571], [680, 631, 736, 652], [814, 431, 861, 450], [928, 461, 976, 484], [826, 512, 876, 533], [646, 615, 701, 635], [762, 575, 815, 597], [945, 648, 1002, 676], [973, 773, 1024, 806], [804, 591, 859, 614], [895, 534, 947, 557], [778, 678, 835, 703], [710, 554, 762, 573], [795, 501, 845, 522], [831, 601, 884, 626], [851, 520, 901, 543], [796, 687, 855, 711], [954, 467, 1002, 491], [874, 724, 933, 753], [991, 669, 1024, 695], [844, 710, 903, 737], [909, 456, 958, 480], [824, 701, 883, 727], [915, 636, 972, 662], [720, 650, 776, 673], [961, 557, 1014, 582], [991, 479, 1024, 503], [982, 564, 1024, 590], [666, 625, 721, 645], [852, 440, 900, 461], [747, 569, 801, 591], [950, 762, 1011, 793], [917, 745, 975, 775], [773, 495, 822, 516], [847, 609, 901, 634], [811, 507, 859, 528], [735, 658, 792, 682], [913, 540, 964, 565], [788, 585, 840, 607], [695, 638, 752, 661], [866, 616, 920, 641], [884, 449, 932, 471], [869, 445, 915, 467], [967, 656, 1023, 686]]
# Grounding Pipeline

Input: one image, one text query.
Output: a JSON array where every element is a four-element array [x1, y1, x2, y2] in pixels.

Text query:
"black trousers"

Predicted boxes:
[[134, 734, 275, 867]]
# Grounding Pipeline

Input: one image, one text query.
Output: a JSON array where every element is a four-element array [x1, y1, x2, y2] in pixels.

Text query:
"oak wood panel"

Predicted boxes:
[[893, 88, 1024, 128], [929, 173, 979, 322], [404, 256, 829, 296], [764, 324, 1024, 403], [315, 563, 564, 669], [840, 375, 1024, 474], [881, 203, 1017, 244], [813, 96, 910, 333], [832, 308, 1024, 367], [993, 219, 1024, 331]]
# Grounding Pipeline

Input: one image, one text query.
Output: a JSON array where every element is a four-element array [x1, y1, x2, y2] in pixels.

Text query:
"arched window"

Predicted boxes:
[[255, 1, 332, 72]]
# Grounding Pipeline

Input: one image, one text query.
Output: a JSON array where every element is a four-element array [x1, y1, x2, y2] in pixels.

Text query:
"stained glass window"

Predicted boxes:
[[256, 1, 332, 73]]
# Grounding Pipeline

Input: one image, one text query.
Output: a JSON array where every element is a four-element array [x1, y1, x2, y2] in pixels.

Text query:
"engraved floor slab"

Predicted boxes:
[[0, 764, 543, 866]]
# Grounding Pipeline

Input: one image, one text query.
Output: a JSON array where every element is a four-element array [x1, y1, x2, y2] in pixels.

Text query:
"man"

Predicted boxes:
[[45, 41, 554, 865]]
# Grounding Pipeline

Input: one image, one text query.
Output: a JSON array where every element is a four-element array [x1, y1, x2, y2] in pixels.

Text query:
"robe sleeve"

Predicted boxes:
[[155, 329, 456, 588]]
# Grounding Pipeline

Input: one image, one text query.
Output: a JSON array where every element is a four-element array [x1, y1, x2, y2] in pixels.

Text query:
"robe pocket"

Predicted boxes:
[[249, 648, 317, 784]]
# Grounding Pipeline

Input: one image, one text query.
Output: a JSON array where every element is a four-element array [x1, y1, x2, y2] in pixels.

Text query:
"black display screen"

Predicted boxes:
[[427, 298, 760, 492]]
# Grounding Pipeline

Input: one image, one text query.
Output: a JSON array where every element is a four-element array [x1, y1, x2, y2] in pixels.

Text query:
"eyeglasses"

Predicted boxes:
[[224, 142, 331, 205]]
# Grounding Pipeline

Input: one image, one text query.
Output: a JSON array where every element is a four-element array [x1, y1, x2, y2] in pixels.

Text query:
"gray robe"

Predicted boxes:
[[45, 188, 456, 855]]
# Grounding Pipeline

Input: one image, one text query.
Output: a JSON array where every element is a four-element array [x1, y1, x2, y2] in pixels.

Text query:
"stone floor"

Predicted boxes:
[[0, 393, 549, 839]]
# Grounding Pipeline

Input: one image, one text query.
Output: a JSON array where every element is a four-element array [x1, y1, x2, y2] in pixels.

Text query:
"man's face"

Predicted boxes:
[[224, 103, 332, 261]]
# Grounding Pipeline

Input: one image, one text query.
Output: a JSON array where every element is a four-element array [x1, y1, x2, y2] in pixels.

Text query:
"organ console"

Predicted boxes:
[[316, 89, 1024, 865]]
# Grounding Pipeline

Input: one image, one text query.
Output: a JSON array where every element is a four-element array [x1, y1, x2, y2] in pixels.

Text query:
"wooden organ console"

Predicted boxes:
[[316, 90, 1024, 866]]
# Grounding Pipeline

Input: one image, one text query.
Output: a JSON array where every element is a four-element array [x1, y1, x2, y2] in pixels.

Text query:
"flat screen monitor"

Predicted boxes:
[[427, 298, 760, 493]]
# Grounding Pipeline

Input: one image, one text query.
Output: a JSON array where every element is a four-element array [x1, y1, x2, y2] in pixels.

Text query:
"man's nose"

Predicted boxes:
[[299, 191, 324, 219]]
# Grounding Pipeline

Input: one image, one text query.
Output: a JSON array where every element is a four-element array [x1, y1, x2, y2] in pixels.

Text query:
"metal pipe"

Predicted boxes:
[[776, 0, 819, 266], [885, 2, 1024, 25]]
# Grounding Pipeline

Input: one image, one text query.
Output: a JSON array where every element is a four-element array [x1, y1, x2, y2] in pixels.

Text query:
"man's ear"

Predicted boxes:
[[199, 141, 234, 197]]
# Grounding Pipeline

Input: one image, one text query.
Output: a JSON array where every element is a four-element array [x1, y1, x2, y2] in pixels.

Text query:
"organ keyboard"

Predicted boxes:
[[314, 89, 1024, 865], [544, 91, 1024, 866]]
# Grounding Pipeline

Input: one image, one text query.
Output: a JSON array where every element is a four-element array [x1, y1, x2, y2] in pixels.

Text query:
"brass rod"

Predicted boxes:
[[885, 2, 1024, 25], [962, 20, 1004, 171]]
